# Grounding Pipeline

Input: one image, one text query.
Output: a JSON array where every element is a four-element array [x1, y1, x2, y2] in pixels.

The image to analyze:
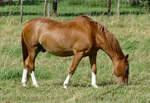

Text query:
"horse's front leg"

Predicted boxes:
[[89, 53, 98, 88], [63, 52, 84, 89]]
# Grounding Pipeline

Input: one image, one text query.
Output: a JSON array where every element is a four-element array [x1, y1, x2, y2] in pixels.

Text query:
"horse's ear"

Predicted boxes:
[[125, 54, 129, 60]]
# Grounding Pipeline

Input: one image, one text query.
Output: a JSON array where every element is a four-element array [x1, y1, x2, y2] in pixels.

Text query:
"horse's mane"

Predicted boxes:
[[76, 16, 124, 58], [76, 15, 125, 59], [102, 26, 124, 59]]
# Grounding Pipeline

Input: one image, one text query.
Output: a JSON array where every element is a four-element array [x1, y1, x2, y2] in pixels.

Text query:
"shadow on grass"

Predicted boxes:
[[53, 80, 115, 88], [71, 81, 115, 88], [98, 81, 115, 86]]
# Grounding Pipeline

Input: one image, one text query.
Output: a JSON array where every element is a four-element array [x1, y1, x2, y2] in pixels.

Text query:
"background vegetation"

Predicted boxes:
[[0, 0, 150, 103]]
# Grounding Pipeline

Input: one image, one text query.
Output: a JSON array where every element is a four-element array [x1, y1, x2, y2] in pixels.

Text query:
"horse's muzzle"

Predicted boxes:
[[117, 77, 128, 85]]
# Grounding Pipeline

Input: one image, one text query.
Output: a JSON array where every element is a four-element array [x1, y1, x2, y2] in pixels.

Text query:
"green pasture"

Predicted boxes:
[[0, 1, 150, 103]]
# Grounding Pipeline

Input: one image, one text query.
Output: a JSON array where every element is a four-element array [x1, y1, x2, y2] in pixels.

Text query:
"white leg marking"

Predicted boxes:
[[21, 69, 28, 87], [63, 74, 72, 89], [31, 71, 39, 88], [91, 72, 98, 88]]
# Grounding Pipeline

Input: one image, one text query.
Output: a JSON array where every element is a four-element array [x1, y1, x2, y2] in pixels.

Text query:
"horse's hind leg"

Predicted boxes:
[[21, 68, 28, 87], [21, 35, 28, 87], [24, 48, 39, 87]]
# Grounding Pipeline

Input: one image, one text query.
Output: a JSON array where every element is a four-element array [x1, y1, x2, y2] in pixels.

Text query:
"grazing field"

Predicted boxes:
[[0, 1, 150, 103]]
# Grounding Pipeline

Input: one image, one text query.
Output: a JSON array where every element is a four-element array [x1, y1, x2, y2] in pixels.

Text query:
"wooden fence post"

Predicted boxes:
[[117, 0, 120, 19], [44, 0, 47, 17], [48, 2, 50, 17], [20, 0, 23, 23]]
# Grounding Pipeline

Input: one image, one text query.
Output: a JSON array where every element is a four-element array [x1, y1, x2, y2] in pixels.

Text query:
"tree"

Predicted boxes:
[[52, 0, 57, 16], [108, 0, 112, 17]]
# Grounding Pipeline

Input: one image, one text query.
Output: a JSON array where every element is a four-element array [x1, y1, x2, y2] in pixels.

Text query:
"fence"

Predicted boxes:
[[0, 0, 147, 23]]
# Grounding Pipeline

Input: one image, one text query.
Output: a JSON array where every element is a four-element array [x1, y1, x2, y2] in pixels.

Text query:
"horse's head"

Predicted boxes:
[[113, 54, 129, 85], [95, 23, 129, 85]]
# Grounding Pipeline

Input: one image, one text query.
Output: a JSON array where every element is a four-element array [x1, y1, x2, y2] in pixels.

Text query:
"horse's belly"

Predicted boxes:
[[48, 50, 74, 57], [39, 33, 74, 57]]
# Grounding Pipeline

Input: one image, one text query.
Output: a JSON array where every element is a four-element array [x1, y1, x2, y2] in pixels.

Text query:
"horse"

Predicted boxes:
[[21, 15, 129, 88]]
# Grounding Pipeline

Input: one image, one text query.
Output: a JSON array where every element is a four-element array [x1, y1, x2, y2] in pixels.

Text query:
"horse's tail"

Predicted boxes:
[[21, 32, 28, 63]]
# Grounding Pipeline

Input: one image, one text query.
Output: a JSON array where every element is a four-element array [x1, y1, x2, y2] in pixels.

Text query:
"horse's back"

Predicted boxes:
[[22, 16, 97, 56]]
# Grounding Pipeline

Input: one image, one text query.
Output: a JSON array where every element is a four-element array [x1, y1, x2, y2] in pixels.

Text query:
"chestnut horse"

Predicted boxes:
[[21, 15, 129, 88]]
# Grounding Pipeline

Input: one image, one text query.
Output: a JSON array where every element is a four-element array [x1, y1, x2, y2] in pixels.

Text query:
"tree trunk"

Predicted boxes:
[[52, 0, 57, 16], [108, 0, 111, 17], [20, 0, 23, 23], [117, 0, 120, 19], [44, 0, 47, 17]]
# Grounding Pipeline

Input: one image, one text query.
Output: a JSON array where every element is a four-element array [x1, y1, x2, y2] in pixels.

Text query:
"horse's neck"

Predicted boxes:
[[104, 49, 123, 64], [100, 30, 124, 64]]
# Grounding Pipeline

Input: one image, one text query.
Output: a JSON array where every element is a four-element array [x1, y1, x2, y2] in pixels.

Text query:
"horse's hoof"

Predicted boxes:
[[33, 84, 39, 88], [64, 86, 67, 89], [22, 83, 26, 87], [92, 84, 98, 88], [63, 84, 68, 89]]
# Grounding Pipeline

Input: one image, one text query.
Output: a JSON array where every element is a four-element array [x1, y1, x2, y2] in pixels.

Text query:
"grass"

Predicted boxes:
[[0, 1, 150, 103]]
